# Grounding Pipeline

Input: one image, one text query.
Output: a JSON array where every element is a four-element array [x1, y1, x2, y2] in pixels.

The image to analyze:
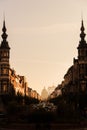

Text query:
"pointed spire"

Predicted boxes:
[[2, 19, 8, 40], [0, 19, 10, 49], [79, 19, 86, 44]]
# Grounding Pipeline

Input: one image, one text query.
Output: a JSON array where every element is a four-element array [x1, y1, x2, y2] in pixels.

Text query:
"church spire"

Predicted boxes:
[[0, 19, 10, 49], [79, 19, 86, 45]]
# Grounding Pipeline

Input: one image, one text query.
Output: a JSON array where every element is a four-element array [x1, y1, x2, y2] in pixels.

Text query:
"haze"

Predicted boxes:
[[0, 0, 87, 94]]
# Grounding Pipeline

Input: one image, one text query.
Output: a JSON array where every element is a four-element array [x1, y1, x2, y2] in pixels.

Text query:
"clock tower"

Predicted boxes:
[[0, 20, 10, 94]]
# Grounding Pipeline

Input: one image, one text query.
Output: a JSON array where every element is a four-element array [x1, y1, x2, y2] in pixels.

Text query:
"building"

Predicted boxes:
[[0, 20, 40, 100], [0, 20, 29, 96], [41, 87, 48, 100], [62, 20, 87, 95], [0, 20, 10, 95], [47, 85, 56, 95], [50, 20, 87, 98], [9, 69, 28, 96]]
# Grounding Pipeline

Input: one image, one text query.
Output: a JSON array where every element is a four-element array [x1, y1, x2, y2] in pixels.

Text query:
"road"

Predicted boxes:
[[0, 123, 87, 130]]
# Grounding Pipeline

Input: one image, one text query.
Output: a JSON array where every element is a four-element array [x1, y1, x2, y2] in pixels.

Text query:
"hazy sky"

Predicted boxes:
[[0, 0, 87, 94]]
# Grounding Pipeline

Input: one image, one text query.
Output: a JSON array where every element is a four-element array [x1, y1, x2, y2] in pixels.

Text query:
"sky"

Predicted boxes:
[[0, 0, 87, 95]]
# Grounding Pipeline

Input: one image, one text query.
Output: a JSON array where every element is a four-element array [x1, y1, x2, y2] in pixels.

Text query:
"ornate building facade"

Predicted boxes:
[[0, 20, 10, 95], [0, 20, 41, 100]]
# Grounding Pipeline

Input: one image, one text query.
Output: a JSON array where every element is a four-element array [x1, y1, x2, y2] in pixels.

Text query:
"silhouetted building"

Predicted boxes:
[[50, 20, 87, 98], [62, 20, 87, 95], [0, 20, 10, 95]]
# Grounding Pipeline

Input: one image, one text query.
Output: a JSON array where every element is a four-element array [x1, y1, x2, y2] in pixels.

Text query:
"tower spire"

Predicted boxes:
[[79, 19, 86, 45], [0, 18, 10, 95], [1, 19, 10, 49]]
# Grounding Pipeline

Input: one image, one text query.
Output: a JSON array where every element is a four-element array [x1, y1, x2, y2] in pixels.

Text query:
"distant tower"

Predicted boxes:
[[77, 20, 87, 91], [0, 20, 10, 94], [41, 87, 48, 100]]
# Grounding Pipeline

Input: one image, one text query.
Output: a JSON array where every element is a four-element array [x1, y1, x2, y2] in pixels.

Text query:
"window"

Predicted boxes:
[[2, 68, 8, 75], [3, 69, 7, 74], [3, 84, 7, 92], [81, 84, 86, 92], [3, 51, 8, 57]]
